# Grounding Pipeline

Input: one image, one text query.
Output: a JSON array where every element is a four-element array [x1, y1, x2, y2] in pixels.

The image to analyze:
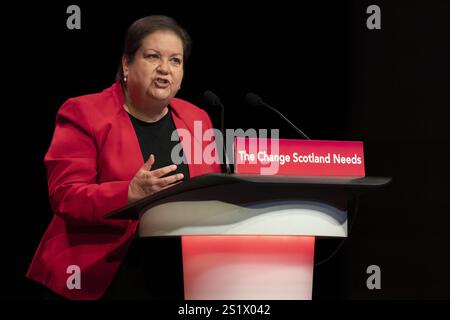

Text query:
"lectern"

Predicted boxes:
[[106, 173, 390, 300]]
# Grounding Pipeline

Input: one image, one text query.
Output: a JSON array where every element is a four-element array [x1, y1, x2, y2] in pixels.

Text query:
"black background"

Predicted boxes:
[[2, 0, 449, 300]]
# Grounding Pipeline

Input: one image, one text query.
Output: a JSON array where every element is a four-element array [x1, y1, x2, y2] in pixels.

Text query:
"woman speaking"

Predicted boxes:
[[27, 15, 221, 300]]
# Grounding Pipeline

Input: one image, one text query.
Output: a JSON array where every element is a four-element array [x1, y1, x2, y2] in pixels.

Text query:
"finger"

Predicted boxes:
[[142, 154, 155, 171], [141, 175, 182, 194], [155, 173, 184, 187], [150, 164, 178, 178], [159, 180, 183, 191]]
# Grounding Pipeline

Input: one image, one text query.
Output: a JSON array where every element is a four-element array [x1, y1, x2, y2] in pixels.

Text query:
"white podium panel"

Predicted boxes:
[[139, 200, 348, 237]]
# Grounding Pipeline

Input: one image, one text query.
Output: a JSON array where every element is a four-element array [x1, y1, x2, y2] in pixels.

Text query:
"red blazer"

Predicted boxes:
[[26, 82, 221, 300]]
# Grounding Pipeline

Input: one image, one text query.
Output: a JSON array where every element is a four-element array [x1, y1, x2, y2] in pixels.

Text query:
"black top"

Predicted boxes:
[[102, 109, 189, 300], [127, 109, 190, 182]]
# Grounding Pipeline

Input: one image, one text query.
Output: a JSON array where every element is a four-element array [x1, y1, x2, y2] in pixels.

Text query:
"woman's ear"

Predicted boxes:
[[122, 55, 129, 77]]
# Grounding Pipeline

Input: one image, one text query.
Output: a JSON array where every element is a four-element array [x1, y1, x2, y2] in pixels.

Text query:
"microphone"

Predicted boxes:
[[245, 93, 311, 140], [203, 90, 232, 174]]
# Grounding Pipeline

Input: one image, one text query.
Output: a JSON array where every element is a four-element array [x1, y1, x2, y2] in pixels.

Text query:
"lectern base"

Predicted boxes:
[[182, 235, 315, 300]]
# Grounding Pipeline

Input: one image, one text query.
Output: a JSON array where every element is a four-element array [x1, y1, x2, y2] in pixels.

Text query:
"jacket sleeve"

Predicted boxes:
[[45, 99, 130, 226]]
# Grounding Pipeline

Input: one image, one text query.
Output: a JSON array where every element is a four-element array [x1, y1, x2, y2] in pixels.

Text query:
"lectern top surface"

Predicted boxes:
[[105, 173, 391, 220]]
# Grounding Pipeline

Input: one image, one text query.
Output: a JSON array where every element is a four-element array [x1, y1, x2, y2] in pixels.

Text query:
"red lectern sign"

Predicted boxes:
[[234, 138, 365, 177]]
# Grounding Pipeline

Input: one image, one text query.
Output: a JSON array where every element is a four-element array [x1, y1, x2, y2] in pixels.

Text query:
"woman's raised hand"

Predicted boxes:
[[128, 154, 184, 203]]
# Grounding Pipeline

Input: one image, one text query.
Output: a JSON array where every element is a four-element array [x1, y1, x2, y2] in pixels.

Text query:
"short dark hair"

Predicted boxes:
[[116, 15, 192, 82]]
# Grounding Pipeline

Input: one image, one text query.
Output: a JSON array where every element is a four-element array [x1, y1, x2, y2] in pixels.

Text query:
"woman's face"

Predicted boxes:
[[123, 30, 184, 107]]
